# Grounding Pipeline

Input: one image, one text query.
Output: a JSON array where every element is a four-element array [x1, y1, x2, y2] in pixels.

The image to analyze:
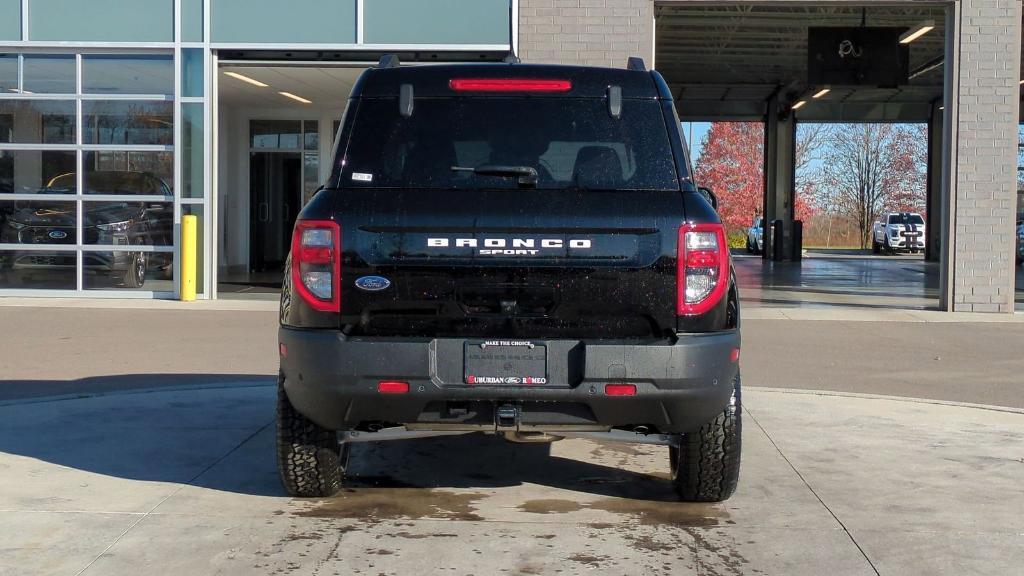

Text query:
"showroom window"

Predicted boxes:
[[0, 52, 176, 295]]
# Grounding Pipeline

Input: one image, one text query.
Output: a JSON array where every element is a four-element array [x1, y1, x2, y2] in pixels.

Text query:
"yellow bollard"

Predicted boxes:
[[181, 214, 197, 301]]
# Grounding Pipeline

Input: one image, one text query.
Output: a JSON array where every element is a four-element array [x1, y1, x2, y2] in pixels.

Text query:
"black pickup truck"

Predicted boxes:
[[277, 57, 742, 502]]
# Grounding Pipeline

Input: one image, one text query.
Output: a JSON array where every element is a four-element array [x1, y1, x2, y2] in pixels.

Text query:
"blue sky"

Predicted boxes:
[[681, 121, 712, 164]]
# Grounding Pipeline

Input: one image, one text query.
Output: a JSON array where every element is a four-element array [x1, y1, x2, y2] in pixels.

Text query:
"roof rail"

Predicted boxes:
[[626, 57, 646, 71], [378, 54, 400, 69]]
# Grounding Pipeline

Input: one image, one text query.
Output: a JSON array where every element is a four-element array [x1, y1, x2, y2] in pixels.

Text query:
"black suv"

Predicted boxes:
[[277, 58, 741, 502]]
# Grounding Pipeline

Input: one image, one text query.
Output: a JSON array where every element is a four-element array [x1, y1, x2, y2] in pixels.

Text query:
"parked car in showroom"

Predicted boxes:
[[872, 212, 925, 254], [746, 216, 763, 254], [0, 171, 172, 288]]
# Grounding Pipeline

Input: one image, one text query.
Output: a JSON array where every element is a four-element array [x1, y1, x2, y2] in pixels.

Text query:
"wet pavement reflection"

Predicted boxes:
[[734, 251, 943, 310]]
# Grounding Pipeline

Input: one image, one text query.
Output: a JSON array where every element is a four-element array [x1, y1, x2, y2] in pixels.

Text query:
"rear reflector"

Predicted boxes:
[[605, 384, 637, 397], [730, 348, 740, 363], [377, 381, 410, 394], [449, 78, 572, 93]]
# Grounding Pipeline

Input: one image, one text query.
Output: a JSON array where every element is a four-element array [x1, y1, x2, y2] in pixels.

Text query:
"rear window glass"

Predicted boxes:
[[337, 98, 681, 191], [888, 214, 924, 225]]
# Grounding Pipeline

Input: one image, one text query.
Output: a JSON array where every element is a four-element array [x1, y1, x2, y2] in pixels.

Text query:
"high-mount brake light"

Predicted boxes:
[[291, 220, 341, 312], [677, 222, 730, 316], [448, 78, 572, 93]]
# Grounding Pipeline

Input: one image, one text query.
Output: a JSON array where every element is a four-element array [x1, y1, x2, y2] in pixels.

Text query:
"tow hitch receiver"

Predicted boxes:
[[496, 404, 519, 429]]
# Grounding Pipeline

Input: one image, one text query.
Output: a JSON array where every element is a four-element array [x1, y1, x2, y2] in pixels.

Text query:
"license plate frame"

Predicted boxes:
[[464, 340, 548, 386]]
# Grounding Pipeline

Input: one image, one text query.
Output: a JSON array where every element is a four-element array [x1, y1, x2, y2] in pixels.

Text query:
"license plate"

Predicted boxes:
[[464, 340, 547, 385], [902, 231, 922, 238]]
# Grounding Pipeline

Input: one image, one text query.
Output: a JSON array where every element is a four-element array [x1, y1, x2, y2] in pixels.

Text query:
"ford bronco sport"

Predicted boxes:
[[277, 56, 742, 502]]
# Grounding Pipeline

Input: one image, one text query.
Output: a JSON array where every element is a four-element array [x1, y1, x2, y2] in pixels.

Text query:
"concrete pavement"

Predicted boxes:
[[1, 301, 1023, 575], [0, 385, 1021, 576]]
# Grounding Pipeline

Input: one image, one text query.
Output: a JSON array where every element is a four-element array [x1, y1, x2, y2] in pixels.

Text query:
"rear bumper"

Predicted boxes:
[[279, 327, 741, 434]]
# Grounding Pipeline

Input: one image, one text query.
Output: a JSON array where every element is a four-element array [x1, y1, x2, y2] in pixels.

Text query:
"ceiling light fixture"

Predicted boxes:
[[899, 20, 935, 44], [812, 87, 831, 99], [792, 100, 807, 110], [223, 71, 268, 87], [279, 91, 312, 104]]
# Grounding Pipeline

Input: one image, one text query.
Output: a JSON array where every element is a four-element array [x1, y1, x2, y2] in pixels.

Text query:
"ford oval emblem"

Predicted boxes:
[[48, 230, 68, 239], [355, 275, 391, 291]]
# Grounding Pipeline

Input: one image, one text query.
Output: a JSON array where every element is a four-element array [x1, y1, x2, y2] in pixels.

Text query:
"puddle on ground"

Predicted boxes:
[[516, 497, 730, 527], [297, 487, 485, 522], [517, 499, 587, 514], [567, 553, 613, 567]]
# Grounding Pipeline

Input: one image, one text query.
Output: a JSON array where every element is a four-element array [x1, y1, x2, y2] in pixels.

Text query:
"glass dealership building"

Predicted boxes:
[[0, 0, 514, 298]]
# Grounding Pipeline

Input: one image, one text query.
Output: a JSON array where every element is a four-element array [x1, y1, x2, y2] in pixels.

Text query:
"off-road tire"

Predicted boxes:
[[670, 375, 741, 502], [745, 238, 752, 253], [276, 375, 345, 497], [871, 239, 880, 254]]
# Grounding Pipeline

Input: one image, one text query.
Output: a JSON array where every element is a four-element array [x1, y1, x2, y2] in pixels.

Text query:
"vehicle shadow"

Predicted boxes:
[[349, 432, 681, 501], [0, 379, 681, 502]]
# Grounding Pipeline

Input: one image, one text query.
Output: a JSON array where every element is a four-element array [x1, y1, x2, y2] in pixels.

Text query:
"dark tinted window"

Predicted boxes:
[[888, 213, 924, 225], [338, 98, 680, 190]]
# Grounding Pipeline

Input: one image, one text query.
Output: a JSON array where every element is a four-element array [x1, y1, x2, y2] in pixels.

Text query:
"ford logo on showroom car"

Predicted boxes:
[[48, 230, 68, 240]]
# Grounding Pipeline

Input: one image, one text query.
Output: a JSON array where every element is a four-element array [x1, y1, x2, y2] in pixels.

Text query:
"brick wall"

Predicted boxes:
[[952, 0, 1022, 312], [518, 0, 653, 68]]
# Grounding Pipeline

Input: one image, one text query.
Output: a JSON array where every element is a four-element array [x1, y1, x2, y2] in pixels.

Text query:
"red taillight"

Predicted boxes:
[[677, 223, 730, 316], [730, 348, 740, 363], [605, 384, 637, 397], [448, 78, 572, 93], [291, 220, 341, 312], [377, 381, 409, 394]]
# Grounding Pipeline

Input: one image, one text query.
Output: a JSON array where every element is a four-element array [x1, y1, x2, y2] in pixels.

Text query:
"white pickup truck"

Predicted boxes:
[[872, 212, 925, 254]]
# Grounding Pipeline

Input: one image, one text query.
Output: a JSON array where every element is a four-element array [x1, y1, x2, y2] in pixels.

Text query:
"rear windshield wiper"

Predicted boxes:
[[451, 164, 538, 188]]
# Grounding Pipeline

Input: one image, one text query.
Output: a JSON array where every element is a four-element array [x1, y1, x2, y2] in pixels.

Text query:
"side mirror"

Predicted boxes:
[[698, 186, 718, 211]]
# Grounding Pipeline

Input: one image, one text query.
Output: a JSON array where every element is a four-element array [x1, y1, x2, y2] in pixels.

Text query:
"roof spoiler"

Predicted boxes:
[[626, 57, 646, 71], [378, 54, 400, 69]]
